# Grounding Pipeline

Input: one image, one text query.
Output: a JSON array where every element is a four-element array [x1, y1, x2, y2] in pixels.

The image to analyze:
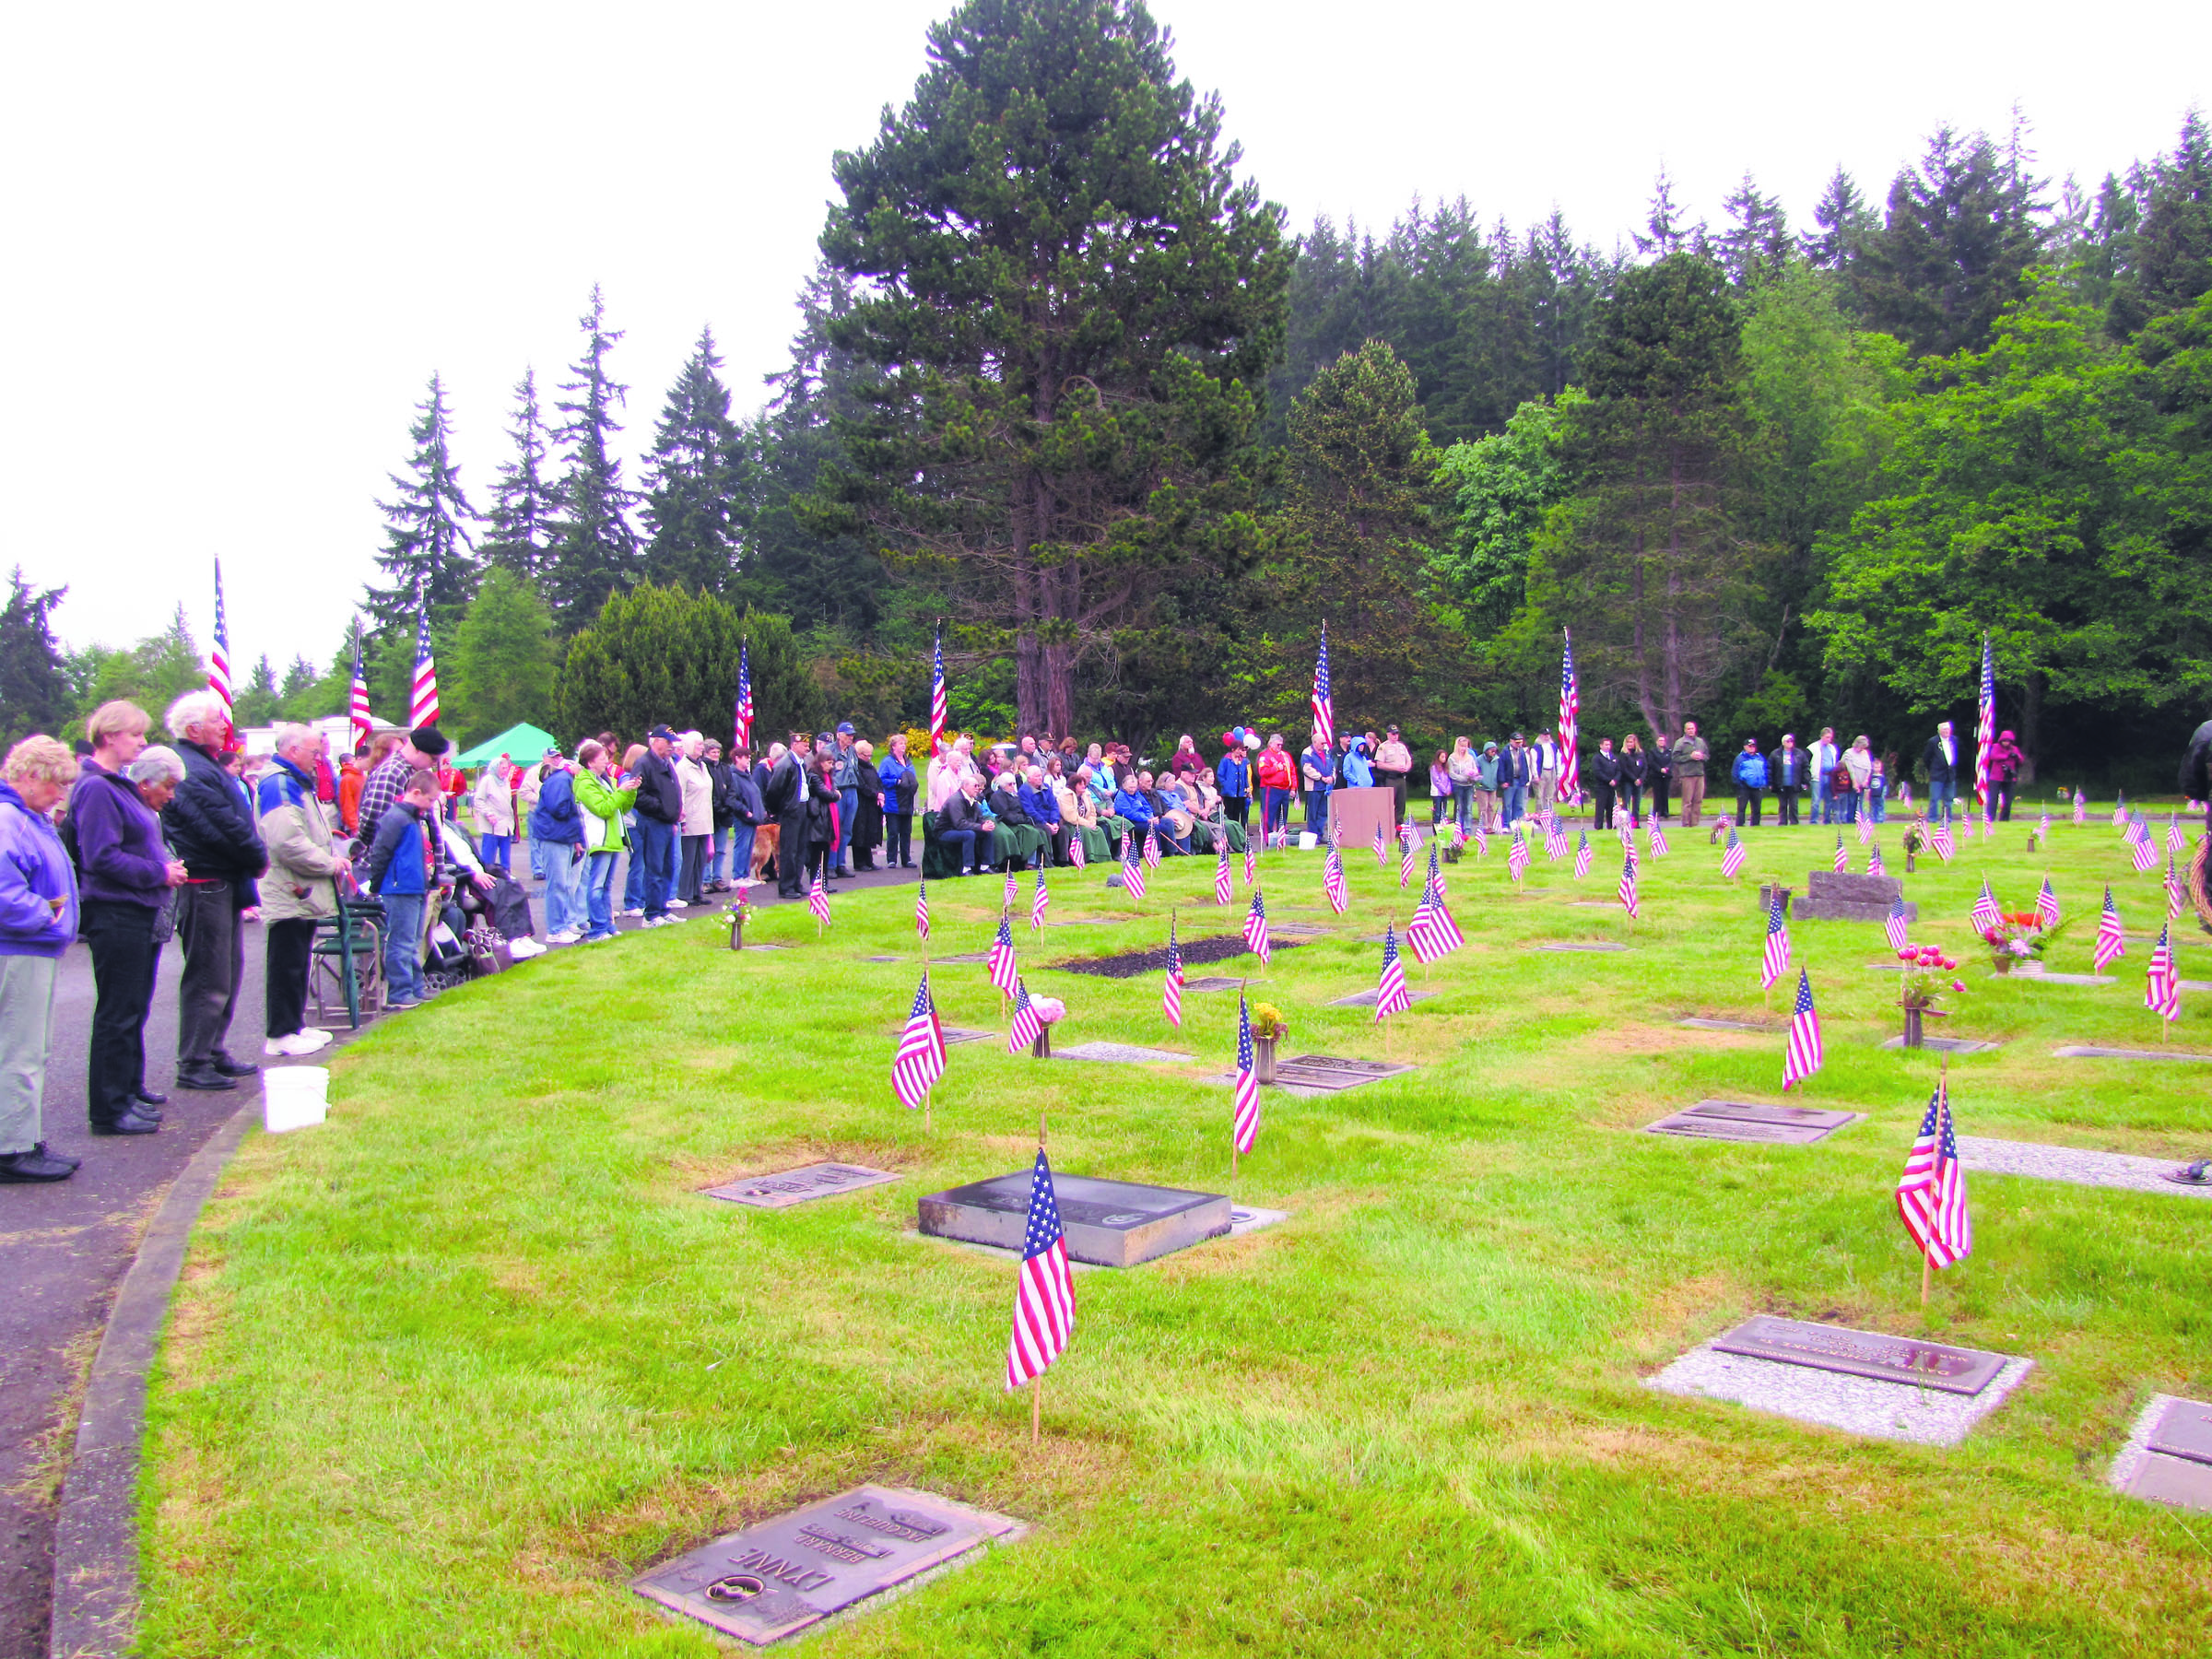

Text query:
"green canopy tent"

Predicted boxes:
[[451, 723, 559, 769]]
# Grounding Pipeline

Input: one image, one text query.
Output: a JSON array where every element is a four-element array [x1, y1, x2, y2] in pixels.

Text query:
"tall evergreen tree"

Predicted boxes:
[[641, 326, 742, 597], [1716, 175, 1792, 288], [0, 567, 70, 749], [364, 373, 478, 633], [1803, 168, 1877, 272], [452, 568, 559, 745], [479, 369, 559, 583], [803, 0, 1291, 736], [2107, 109, 2212, 335], [233, 653, 282, 727], [1632, 169, 1703, 259], [545, 285, 641, 627]]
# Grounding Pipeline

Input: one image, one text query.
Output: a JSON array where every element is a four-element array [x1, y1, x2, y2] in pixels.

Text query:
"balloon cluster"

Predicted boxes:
[[1221, 726, 1263, 751]]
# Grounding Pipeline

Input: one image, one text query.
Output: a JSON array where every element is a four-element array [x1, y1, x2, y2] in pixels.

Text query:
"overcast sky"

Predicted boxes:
[[5, 0, 2203, 672]]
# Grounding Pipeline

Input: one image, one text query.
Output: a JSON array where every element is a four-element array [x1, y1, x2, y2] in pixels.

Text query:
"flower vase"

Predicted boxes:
[[1901, 1006, 1924, 1048], [1030, 1026, 1050, 1059], [1992, 954, 2014, 975], [1253, 1034, 1277, 1083], [727, 913, 745, 952]]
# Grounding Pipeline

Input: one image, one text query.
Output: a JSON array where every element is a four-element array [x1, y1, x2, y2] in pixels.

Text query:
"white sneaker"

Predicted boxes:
[[548, 928, 581, 944], [619, 907, 643, 918], [264, 1032, 325, 1058], [666, 898, 688, 908]]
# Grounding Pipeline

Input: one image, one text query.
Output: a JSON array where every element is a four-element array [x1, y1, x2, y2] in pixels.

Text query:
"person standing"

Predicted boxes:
[[1371, 725, 1412, 828], [354, 726, 446, 857], [256, 725, 352, 1057], [1530, 730, 1559, 818], [853, 741, 885, 870], [1445, 737, 1478, 833], [472, 759, 515, 875], [1840, 735, 1874, 823], [703, 739, 736, 891], [725, 747, 765, 884], [1617, 735, 1647, 826], [1671, 722, 1711, 828], [759, 735, 812, 899], [1428, 750, 1452, 827], [1809, 728, 1840, 826], [530, 747, 587, 939], [360, 771, 441, 1007], [336, 752, 365, 836], [1216, 735, 1250, 831], [1474, 742, 1501, 830], [1771, 735, 1806, 826], [830, 724, 861, 877], [1923, 720, 1960, 823], [1588, 738, 1621, 830], [1987, 729, 2025, 820], [1497, 735, 1532, 827], [571, 741, 636, 943], [876, 735, 917, 869], [629, 726, 683, 921], [160, 691, 268, 1091], [1731, 738, 1768, 827], [676, 733, 714, 904], [1647, 732, 1672, 821], [0, 736, 84, 1181], [1255, 735, 1294, 842], [805, 747, 841, 887], [1298, 730, 1334, 840]]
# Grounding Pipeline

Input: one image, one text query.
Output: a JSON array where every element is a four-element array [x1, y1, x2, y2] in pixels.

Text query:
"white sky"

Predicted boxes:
[[5, 0, 2203, 671]]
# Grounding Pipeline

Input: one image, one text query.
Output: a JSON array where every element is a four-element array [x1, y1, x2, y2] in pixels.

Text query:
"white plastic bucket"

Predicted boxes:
[[263, 1066, 329, 1134], [1298, 831, 1318, 850]]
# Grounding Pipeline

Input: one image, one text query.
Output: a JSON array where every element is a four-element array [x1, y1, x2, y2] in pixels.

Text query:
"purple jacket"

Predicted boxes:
[[69, 759, 171, 908], [0, 779, 77, 959]]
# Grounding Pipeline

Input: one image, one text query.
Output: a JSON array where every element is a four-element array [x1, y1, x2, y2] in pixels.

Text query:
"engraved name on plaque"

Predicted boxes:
[[1710, 1315, 2009, 1395]]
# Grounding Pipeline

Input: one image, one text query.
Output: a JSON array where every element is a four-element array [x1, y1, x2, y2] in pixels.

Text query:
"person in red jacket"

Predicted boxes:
[[1254, 734, 1296, 843], [1987, 729, 2026, 821]]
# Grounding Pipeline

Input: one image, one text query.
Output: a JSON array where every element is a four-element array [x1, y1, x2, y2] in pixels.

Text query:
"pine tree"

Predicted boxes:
[[364, 373, 479, 633], [1716, 175, 1792, 288], [556, 584, 824, 744], [0, 566, 70, 749], [2108, 109, 2212, 335], [480, 370, 559, 583], [452, 568, 559, 745], [1632, 169, 1703, 259], [233, 653, 282, 727], [803, 0, 1291, 736], [545, 285, 640, 627], [1803, 168, 1877, 271], [641, 326, 742, 597]]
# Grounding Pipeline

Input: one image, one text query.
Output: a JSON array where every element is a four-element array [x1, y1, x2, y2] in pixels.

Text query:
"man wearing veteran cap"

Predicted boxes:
[[830, 723, 861, 877], [630, 725, 684, 924]]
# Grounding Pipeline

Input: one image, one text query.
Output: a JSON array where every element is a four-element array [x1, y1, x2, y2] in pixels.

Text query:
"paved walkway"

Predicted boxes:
[[0, 853, 921, 1658]]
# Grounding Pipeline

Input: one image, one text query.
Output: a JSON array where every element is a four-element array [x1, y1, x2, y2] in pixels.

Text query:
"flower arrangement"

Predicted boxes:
[[1982, 911, 2060, 970], [725, 879, 761, 924], [1033, 995, 1067, 1026], [1249, 1002, 1288, 1041], [1900, 817, 1927, 856], [1896, 944, 1967, 1012]]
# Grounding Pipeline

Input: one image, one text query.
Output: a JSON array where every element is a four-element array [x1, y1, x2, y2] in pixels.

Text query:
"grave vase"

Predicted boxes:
[[1030, 1026, 1051, 1059], [727, 912, 745, 951], [1253, 1034, 1277, 1083], [1900, 1006, 1924, 1048]]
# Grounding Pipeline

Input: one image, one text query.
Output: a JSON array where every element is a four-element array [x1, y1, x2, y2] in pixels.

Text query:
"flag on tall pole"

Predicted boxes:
[[892, 973, 947, 1109], [1231, 997, 1262, 1156], [1782, 971, 1824, 1090], [732, 640, 753, 754], [1897, 1078, 1972, 1269], [1004, 1149, 1074, 1393], [347, 620, 372, 754], [2094, 885, 2126, 971], [1972, 633, 1996, 818], [409, 590, 441, 728], [1162, 916, 1184, 1029], [2147, 924, 2181, 1023], [1557, 629, 1581, 806], [206, 558, 233, 737], [1759, 891, 1791, 990], [1374, 923, 1412, 1020], [929, 624, 948, 752], [1310, 623, 1335, 753], [1243, 888, 1271, 965]]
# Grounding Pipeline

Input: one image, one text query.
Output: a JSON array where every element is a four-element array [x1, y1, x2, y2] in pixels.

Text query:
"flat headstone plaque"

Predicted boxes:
[[865, 955, 901, 962], [702, 1162, 900, 1208], [1182, 975, 1243, 992], [1054, 1041, 1189, 1065], [2016, 971, 2113, 985], [1229, 1205, 1289, 1237], [2147, 1397, 2212, 1464], [1710, 1314, 2007, 1395], [1539, 941, 1630, 952], [1881, 1036, 2005, 1054], [2124, 1453, 2212, 1513], [918, 1171, 1230, 1266], [1284, 1054, 1407, 1074], [1329, 987, 1438, 1007], [2180, 978, 2212, 993], [939, 1027, 994, 1046], [1806, 870, 1904, 905], [1677, 1018, 1771, 1031], [1643, 1114, 1833, 1145], [2055, 1045, 2212, 1063], [631, 1483, 1020, 1645], [741, 943, 794, 951], [935, 951, 990, 963]]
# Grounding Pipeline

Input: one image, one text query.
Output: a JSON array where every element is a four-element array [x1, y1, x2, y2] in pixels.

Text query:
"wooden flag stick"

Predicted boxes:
[[1032, 1377, 1042, 1446]]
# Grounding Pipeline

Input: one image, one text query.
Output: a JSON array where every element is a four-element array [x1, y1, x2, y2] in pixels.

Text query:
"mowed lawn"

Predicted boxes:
[[145, 807, 2212, 1656]]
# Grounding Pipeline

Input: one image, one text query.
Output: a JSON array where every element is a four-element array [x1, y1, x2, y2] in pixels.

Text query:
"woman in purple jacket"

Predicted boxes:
[[1, 736, 83, 1182]]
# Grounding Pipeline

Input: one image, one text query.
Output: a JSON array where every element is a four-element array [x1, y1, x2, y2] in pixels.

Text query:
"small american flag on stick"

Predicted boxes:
[[1868, 843, 1885, 877], [1122, 840, 1147, 900], [1545, 818, 1568, 861], [1231, 997, 1262, 1156], [1407, 878, 1465, 961], [1004, 1149, 1074, 1393], [2111, 793, 2127, 827], [1508, 832, 1529, 884], [1898, 1078, 1971, 1269], [1833, 834, 1848, 873], [1323, 837, 1348, 914], [1647, 820, 1669, 858], [1721, 830, 1747, 879], [1574, 831, 1592, 879], [988, 912, 1018, 994], [1885, 893, 1910, 951], [2094, 885, 2126, 971], [2169, 855, 2187, 920], [1782, 970, 1824, 1091], [1243, 888, 1270, 964], [914, 877, 931, 942], [1144, 826, 1161, 870], [2168, 815, 2185, 854], [1373, 821, 1390, 869], [1759, 891, 1791, 990], [1970, 879, 2002, 935], [1930, 819, 1955, 862], [2073, 792, 2088, 825], [1069, 830, 1087, 869], [1162, 915, 1184, 1029], [1005, 866, 1019, 909], [891, 973, 947, 1109], [807, 871, 831, 929], [1031, 865, 1051, 929], [1244, 843, 1256, 888], [1400, 828, 1419, 888], [1428, 841, 1447, 898], [1374, 924, 1411, 1019], [1215, 846, 1233, 905], [1618, 850, 1639, 919], [2036, 877, 2060, 927], [2147, 924, 2181, 1023], [1007, 980, 1045, 1054], [2131, 827, 2160, 874]]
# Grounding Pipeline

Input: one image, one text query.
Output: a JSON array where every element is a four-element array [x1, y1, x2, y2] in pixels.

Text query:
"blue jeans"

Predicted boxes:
[[1503, 782, 1527, 825], [935, 826, 977, 872], [1870, 790, 1888, 823], [479, 832, 512, 874], [707, 826, 730, 885], [1928, 780, 1957, 822], [541, 842, 583, 934], [632, 817, 677, 918], [1302, 788, 1330, 838], [381, 891, 426, 1004], [727, 824, 756, 887], [529, 836, 547, 880], [1452, 784, 1474, 830], [836, 787, 859, 867], [1262, 787, 1292, 837], [583, 851, 619, 937]]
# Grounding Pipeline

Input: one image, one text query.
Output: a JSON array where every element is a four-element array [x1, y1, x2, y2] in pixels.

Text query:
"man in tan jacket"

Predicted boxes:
[[256, 726, 352, 1057]]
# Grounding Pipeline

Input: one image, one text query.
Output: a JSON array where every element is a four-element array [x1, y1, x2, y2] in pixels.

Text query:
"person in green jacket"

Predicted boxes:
[[572, 740, 638, 943], [1671, 722, 1711, 828]]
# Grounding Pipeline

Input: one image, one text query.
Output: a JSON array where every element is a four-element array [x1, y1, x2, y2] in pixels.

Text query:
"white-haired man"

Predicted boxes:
[[256, 724, 352, 1057], [161, 690, 269, 1090]]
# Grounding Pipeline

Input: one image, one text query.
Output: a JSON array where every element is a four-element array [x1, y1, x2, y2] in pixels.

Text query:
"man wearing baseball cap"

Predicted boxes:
[[830, 722, 861, 877], [630, 726, 683, 924], [353, 724, 448, 860]]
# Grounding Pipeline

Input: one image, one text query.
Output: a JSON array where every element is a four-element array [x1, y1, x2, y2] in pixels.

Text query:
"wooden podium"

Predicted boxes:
[[1326, 786, 1395, 850]]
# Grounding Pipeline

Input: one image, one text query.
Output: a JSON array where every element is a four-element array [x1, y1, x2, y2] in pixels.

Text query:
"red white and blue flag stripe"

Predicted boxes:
[[1759, 891, 1791, 990], [1374, 923, 1412, 1019], [1215, 845, 1233, 905], [732, 640, 753, 754], [2147, 924, 2181, 1021], [1898, 1079, 1971, 1268], [807, 870, 831, 927], [1162, 917, 1184, 1029], [891, 973, 947, 1108], [1031, 865, 1051, 929], [409, 593, 441, 728], [1618, 850, 1640, 919], [1557, 629, 1581, 805], [2094, 885, 2126, 971], [207, 558, 232, 728], [1721, 830, 1746, 878], [988, 912, 1018, 994], [2036, 877, 2060, 928], [1004, 1149, 1075, 1391], [1574, 831, 1592, 880], [1972, 633, 1995, 817], [915, 876, 931, 941], [929, 625, 948, 751], [1886, 893, 1911, 951], [1311, 624, 1334, 754], [1971, 879, 2002, 935], [347, 620, 372, 753], [1243, 888, 1270, 964], [1322, 836, 1347, 913], [1782, 970, 1823, 1091], [1122, 838, 1146, 900], [1231, 997, 1262, 1154], [1007, 979, 1045, 1053]]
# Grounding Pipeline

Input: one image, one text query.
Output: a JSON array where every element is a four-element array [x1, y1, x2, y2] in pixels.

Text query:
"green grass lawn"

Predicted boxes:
[[144, 804, 2212, 1656]]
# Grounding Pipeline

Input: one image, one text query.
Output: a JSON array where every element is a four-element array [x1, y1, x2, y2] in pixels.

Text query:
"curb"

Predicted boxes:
[[47, 1097, 254, 1659]]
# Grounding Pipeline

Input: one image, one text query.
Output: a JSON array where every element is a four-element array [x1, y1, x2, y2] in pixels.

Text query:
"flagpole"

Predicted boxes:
[[924, 935, 934, 1136]]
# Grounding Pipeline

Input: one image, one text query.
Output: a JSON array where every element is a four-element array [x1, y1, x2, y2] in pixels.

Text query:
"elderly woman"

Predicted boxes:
[[161, 690, 268, 1091], [72, 703, 188, 1135], [1, 736, 82, 1181], [257, 724, 352, 1058], [472, 760, 515, 874], [875, 734, 918, 869]]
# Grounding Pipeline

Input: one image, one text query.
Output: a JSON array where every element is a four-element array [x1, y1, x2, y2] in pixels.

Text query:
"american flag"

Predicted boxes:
[[1557, 629, 1581, 804], [1759, 891, 1791, 990], [1471, 823, 1488, 857], [891, 973, 947, 1108], [1244, 843, 1256, 888], [2132, 827, 2160, 874], [1930, 818, 1954, 861], [914, 876, 931, 941], [1322, 839, 1348, 914], [347, 621, 372, 753], [1007, 980, 1045, 1053], [1782, 970, 1824, 1091], [1833, 834, 1848, 873], [1721, 830, 1747, 878], [1428, 841, 1446, 898], [807, 870, 831, 927], [1373, 821, 1391, 869], [1068, 833, 1086, 870], [1003, 1148, 1074, 1392], [1618, 850, 1640, 919], [1215, 846, 1233, 905], [1648, 821, 1669, 858], [1545, 818, 1568, 862], [1897, 1079, 1972, 1268], [732, 640, 753, 754], [1144, 825, 1161, 870], [1374, 923, 1412, 1019], [1122, 839, 1147, 900], [1407, 878, 1465, 961], [988, 912, 1018, 994], [2112, 794, 2128, 827], [1970, 879, 2002, 935], [929, 625, 948, 750], [1231, 997, 1262, 1154], [1886, 893, 1911, 951], [1973, 632, 1996, 816], [2036, 877, 2060, 927], [1857, 801, 1874, 845], [2039, 811, 2052, 838], [2073, 792, 2088, 825], [1031, 865, 1051, 929], [2094, 885, 2127, 971], [206, 558, 232, 730], [1004, 865, 1019, 909], [1243, 888, 1270, 964], [1574, 831, 1592, 879], [2147, 923, 2181, 1020], [1868, 843, 1885, 877], [1508, 832, 1529, 883], [1162, 917, 1184, 1028], [2170, 855, 2189, 920], [409, 593, 440, 727], [1311, 623, 1334, 754], [1400, 829, 1419, 888]]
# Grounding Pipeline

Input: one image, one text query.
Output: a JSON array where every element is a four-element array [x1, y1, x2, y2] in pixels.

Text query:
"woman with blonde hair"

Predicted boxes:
[[1, 736, 83, 1180]]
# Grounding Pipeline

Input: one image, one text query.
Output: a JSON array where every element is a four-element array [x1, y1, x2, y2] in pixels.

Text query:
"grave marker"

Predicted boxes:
[[2053, 1045, 2212, 1063], [1539, 941, 1630, 953], [1053, 1041, 1190, 1065], [702, 1163, 900, 1208], [918, 1171, 1230, 1266], [1643, 1100, 1863, 1145], [1330, 986, 1438, 1008], [1794, 870, 1918, 924], [1710, 1314, 2007, 1394], [1880, 1035, 2005, 1055], [2112, 1396, 2212, 1515]]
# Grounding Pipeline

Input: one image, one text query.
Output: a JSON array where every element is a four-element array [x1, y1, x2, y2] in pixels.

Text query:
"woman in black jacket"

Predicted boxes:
[[852, 746, 884, 871], [1588, 739, 1622, 830], [1618, 735, 1648, 827], [804, 755, 840, 888]]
